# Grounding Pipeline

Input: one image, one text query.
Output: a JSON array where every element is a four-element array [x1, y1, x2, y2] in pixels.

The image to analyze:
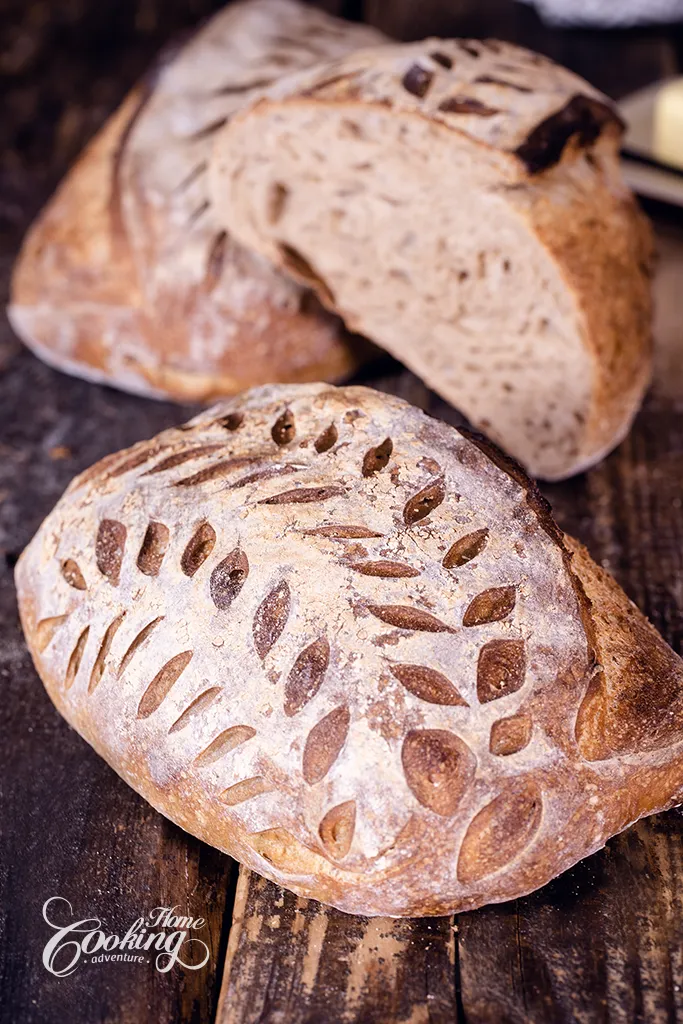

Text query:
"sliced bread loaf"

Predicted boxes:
[[211, 39, 653, 478]]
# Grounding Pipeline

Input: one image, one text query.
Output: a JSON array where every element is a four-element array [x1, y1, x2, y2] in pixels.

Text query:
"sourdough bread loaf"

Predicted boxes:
[[8, 0, 383, 401], [211, 39, 654, 479], [16, 383, 683, 917]]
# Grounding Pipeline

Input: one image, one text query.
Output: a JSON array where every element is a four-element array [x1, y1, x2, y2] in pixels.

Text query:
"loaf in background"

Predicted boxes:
[[8, 0, 384, 402]]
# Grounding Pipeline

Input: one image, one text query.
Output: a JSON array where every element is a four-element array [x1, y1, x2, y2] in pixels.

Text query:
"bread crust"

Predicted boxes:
[[211, 38, 653, 478], [15, 383, 683, 917], [9, 0, 384, 401], [518, 155, 654, 474]]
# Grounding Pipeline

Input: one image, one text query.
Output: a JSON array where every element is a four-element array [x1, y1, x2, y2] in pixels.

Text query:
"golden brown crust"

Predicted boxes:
[[525, 151, 654, 469], [15, 384, 683, 917], [12, 89, 143, 309], [568, 537, 683, 761], [9, 0, 383, 401]]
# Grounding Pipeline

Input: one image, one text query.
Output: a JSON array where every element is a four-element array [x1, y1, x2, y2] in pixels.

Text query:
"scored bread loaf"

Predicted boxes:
[[8, 0, 383, 402], [211, 39, 654, 479], [15, 383, 683, 917]]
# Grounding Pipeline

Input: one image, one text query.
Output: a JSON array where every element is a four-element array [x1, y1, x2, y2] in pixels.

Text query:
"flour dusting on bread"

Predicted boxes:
[[16, 384, 683, 917]]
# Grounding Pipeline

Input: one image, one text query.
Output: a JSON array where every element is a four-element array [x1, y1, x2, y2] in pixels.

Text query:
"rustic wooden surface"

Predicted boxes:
[[1, 2, 682, 1022]]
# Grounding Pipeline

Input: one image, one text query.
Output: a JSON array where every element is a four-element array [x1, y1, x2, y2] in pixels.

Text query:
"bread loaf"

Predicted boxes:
[[8, 0, 383, 402], [211, 39, 654, 479], [16, 383, 683, 917]]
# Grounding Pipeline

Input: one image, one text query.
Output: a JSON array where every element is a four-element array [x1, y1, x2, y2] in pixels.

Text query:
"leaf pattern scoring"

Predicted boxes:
[[195, 726, 256, 766], [96, 519, 127, 586], [368, 605, 454, 633], [463, 586, 517, 626], [253, 580, 291, 660], [137, 650, 193, 719], [284, 637, 330, 717], [210, 549, 249, 610], [61, 559, 87, 591], [181, 523, 216, 577], [477, 639, 527, 703], [443, 528, 489, 569], [390, 664, 468, 706], [318, 801, 356, 859], [457, 779, 543, 883], [403, 479, 447, 526], [402, 729, 476, 816]]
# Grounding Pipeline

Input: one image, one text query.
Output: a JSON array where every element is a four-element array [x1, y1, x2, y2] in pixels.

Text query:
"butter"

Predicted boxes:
[[653, 77, 683, 170]]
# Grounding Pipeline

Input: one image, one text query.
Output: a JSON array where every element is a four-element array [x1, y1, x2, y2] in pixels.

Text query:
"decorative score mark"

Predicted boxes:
[[253, 581, 291, 660], [210, 549, 249, 610], [96, 520, 127, 586], [181, 523, 216, 577], [64, 626, 90, 690], [284, 637, 330, 717], [137, 651, 193, 719], [302, 706, 350, 784], [402, 729, 476, 816], [390, 664, 468, 706]]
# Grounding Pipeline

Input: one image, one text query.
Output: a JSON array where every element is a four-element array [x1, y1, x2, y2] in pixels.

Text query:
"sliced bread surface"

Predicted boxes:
[[211, 39, 653, 478]]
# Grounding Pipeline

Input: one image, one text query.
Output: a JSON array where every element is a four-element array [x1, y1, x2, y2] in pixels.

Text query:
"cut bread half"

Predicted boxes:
[[211, 38, 653, 479]]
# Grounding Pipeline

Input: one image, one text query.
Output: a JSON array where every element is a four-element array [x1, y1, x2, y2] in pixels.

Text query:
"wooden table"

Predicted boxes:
[[1, 2, 682, 1021]]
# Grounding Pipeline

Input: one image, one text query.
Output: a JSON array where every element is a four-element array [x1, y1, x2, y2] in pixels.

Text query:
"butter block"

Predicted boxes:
[[654, 78, 683, 170]]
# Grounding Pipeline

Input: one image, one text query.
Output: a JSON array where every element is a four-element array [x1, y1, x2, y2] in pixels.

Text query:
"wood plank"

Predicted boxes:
[[1, 5, 241, 1019], [458, 814, 683, 1024], [216, 867, 459, 1024]]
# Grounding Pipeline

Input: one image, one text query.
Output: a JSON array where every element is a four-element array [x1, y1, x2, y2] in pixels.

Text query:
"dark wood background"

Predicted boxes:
[[1, 2, 683, 1022]]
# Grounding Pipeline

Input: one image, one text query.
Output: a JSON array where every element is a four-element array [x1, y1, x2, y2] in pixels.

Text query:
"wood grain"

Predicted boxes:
[[457, 815, 683, 1024], [217, 867, 459, 1024]]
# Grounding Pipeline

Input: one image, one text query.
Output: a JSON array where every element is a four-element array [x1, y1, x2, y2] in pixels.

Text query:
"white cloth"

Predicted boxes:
[[517, 0, 683, 26]]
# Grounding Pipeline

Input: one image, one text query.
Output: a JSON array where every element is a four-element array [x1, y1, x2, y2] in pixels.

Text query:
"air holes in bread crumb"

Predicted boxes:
[[277, 244, 335, 305], [341, 119, 365, 139], [267, 183, 289, 224]]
